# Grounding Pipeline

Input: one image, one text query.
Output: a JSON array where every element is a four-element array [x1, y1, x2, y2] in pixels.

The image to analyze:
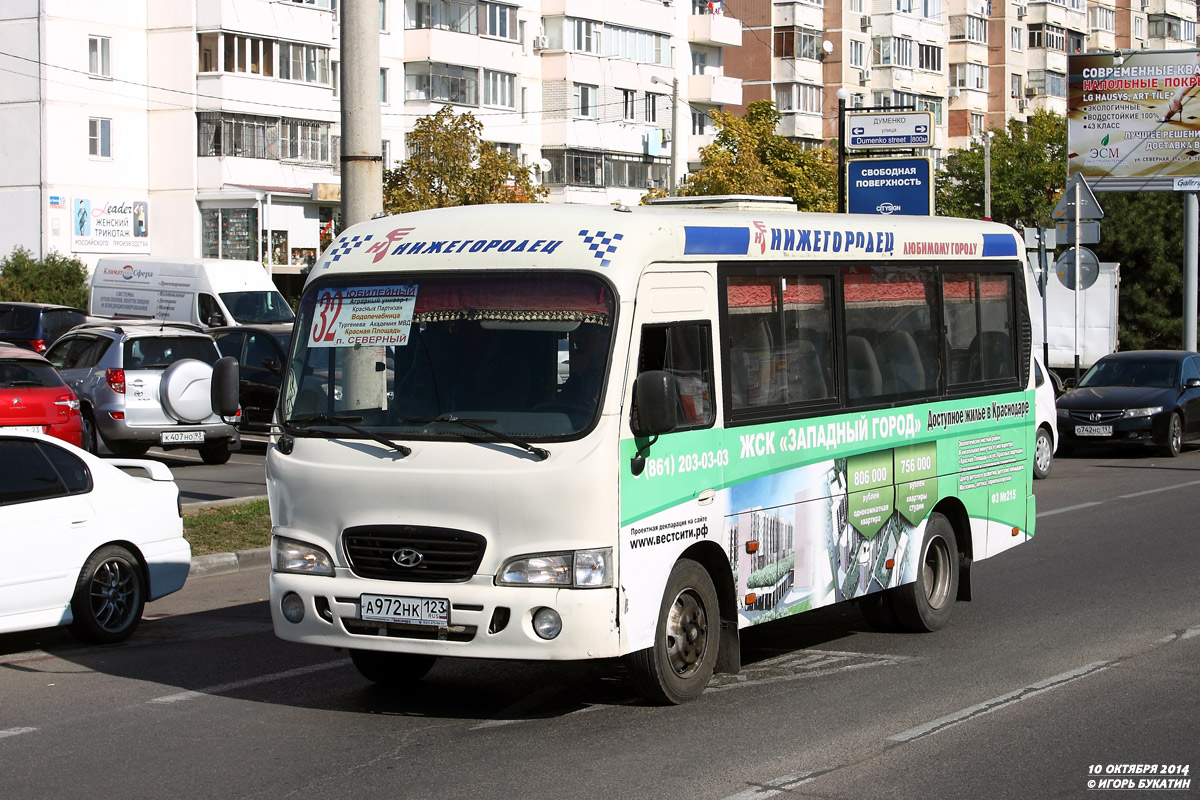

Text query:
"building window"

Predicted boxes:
[[604, 24, 671, 65], [774, 84, 794, 111], [949, 62, 988, 91], [1011, 72, 1023, 98], [413, 0, 478, 34], [773, 26, 796, 57], [382, 139, 391, 169], [1088, 6, 1115, 33], [574, 83, 597, 117], [1148, 15, 1195, 41], [918, 43, 942, 73], [278, 42, 331, 84], [1010, 26, 1023, 52], [88, 36, 110, 78], [1135, 16, 1145, 40], [483, 70, 515, 108], [849, 39, 865, 68], [201, 208, 259, 261], [332, 61, 340, 97], [622, 89, 636, 120], [692, 51, 707, 74], [1028, 24, 1066, 51], [970, 112, 985, 138], [380, 68, 389, 103], [873, 37, 913, 68], [692, 109, 710, 135], [921, 0, 941, 19], [1028, 69, 1067, 97], [570, 18, 601, 54], [644, 92, 659, 123], [798, 29, 820, 60], [916, 96, 942, 125], [404, 62, 479, 105], [380, 0, 388, 31], [88, 117, 111, 158], [281, 118, 331, 162], [949, 15, 988, 44], [197, 113, 274, 159], [1067, 30, 1086, 54], [482, 2, 517, 40]]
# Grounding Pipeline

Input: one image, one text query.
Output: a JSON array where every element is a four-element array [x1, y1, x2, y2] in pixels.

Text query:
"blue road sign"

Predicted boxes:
[[847, 158, 933, 216]]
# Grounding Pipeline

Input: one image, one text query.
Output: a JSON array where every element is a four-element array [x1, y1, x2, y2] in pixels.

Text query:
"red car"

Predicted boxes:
[[0, 343, 83, 447]]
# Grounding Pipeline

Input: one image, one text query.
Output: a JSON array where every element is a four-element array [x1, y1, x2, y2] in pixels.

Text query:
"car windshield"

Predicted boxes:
[[123, 337, 219, 369], [1079, 358, 1178, 389], [220, 290, 296, 324], [0, 359, 64, 388], [0, 306, 35, 333], [284, 273, 615, 439]]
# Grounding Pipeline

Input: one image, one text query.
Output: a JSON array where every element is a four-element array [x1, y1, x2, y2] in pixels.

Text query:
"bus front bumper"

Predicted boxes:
[[269, 571, 623, 661]]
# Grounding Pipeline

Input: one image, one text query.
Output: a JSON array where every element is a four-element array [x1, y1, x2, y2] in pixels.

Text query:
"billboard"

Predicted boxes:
[[1068, 49, 1200, 187], [71, 197, 151, 253], [847, 158, 933, 216]]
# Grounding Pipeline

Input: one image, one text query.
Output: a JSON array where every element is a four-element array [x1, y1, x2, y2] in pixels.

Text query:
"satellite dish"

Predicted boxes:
[[537, 158, 552, 174], [822, 40, 834, 54]]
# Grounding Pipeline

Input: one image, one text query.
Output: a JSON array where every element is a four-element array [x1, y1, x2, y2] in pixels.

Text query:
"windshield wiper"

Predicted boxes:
[[286, 413, 411, 456], [406, 415, 549, 461]]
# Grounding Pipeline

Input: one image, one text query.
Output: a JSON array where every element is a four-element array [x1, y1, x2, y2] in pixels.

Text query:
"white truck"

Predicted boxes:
[[1026, 257, 1119, 375], [89, 258, 295, 328]]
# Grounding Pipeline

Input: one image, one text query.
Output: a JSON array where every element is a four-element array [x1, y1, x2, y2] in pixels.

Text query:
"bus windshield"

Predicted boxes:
[[284, 273, 615, 439]]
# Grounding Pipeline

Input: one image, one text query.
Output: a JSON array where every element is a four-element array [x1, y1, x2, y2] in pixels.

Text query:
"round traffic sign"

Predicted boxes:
[[1055, 246, 1099, 291]]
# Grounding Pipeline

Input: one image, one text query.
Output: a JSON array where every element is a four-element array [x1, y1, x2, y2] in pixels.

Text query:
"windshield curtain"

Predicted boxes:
[[220, 291, 296, 324], [284, 273, 615, 439]]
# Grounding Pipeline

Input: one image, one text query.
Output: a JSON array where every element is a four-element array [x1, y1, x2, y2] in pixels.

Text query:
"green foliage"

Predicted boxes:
[[383, 106, 546, 213], [746, 553, 795, 589], [936, 110, 1066, 228], [0, 247, 89, 307], [183, 499, 272, 556], [1091, 192, 1185, 351], [679, 102, 837, 212]]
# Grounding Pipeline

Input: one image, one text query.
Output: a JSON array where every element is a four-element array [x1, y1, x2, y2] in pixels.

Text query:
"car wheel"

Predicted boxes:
[[349, 650, 437, 684], [892, 513, 959, 633], [1033, 426, 1054, 479], [199, 439, 232, 465], [68, 545, 146, 644], [80, 410, 98, 454], [1160, 412, 1183, 457], [628, 558, 720, 705]]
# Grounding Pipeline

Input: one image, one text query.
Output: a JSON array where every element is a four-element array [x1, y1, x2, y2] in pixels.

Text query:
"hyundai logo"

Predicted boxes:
[[392, 548, 424, 568]]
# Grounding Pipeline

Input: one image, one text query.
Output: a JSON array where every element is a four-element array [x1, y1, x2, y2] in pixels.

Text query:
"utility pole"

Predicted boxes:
[[340, 0, 383, 228]]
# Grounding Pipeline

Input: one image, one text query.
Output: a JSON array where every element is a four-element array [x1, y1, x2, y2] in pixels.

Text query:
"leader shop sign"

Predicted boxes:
[[71, 197, 151, 253]]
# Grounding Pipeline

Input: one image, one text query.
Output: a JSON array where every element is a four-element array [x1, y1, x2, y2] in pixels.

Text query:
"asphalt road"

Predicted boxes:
[[1, 447, 1197, 800]]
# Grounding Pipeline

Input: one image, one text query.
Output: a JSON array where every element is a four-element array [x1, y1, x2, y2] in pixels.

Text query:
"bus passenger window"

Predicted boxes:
[[633, 322, 714, 430], [944, 273, 1016, 386]]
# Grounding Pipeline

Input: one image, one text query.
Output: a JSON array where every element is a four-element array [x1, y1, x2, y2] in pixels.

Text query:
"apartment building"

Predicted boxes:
[[0, 0, 743, 290]]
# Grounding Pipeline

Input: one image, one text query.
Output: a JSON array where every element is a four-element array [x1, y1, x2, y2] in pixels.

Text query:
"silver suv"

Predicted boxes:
[[44, 322, 239, 464]]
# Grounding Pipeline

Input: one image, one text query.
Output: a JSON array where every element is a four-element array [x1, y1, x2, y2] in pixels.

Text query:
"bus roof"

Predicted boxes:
[[309, 202, 1023, 293]]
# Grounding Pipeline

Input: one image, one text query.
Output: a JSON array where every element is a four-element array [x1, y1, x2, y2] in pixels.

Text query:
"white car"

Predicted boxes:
[[1033, 357, 1059, 479], [0, 430, 191, 642]]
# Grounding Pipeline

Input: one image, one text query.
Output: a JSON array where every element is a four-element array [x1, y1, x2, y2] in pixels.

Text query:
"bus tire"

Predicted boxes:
[[349, 649, 437, 685], [893, 513, 959, 633], [858, 590, 901, 631], [629, 559, 719, 705]]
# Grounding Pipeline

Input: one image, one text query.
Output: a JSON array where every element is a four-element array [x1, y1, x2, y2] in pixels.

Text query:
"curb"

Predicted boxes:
[[183, 495, 271, 578]]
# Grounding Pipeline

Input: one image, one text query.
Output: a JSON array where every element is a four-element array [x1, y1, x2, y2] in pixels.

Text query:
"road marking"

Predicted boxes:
[[1037, 501, 1103, 518], [148, 660, 345, 704], [1119, 479, 1200, 498], [709, 648, 915, 693], [888, 661, 1113, 742], [0, 727, 37, 740]]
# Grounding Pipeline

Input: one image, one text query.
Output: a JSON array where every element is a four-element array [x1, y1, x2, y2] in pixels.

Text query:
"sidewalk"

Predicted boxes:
[[184, 495, 271, 578]]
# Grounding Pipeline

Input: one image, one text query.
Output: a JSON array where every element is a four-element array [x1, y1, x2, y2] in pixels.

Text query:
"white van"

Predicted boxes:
[[89, 258, 295, 328]]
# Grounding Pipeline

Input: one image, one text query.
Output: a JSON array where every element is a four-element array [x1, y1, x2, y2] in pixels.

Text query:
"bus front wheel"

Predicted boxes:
[[629, 559, 719, 705], [893, 514, 959, 633], [349, 649, 437, 685]]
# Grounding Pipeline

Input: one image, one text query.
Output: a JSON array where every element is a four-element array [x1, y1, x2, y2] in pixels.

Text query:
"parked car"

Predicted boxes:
[[44, 321, 239, 463], [0, 344, 83, 447], [210, 324, 293, 432], [0, 302, 87, 353], [1056, 350, 1200, 458], [0, 430, 190, 642], [1033, 356, 1058, 479]]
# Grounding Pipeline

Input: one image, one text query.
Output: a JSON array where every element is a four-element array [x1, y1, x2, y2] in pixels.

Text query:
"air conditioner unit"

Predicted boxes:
[[1018, 98, 1027, 111], [859, 68, 871, 84], [533, 35, 549, 51], [948, 86, 961, 98], [1025, 85, 1039, 97], [860, 16, 872, 32], [1017, 6, 1026, 19]]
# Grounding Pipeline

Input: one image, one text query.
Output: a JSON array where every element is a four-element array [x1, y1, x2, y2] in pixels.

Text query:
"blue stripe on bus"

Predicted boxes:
[[982, 233, 1018, 257], [684, 226, 750, 255]]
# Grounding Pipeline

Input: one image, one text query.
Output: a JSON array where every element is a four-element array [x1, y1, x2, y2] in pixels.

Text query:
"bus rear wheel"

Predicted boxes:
[[893, 513, 959, 633], [629, 558, 719, 705], [349, 650, 437, 685]]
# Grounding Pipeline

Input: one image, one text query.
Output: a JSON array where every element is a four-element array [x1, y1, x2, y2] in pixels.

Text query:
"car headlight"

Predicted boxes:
[[1057, 408, 1070, 419], [1123, 406, 1163, 419], [272, 536, 334, 576], [497, 548, 612, 588]]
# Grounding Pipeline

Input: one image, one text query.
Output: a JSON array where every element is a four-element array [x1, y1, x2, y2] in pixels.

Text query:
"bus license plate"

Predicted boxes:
[[1075, 425, 1113, 436], [360, 594, 449, 626], [161, 430, 205, 444]]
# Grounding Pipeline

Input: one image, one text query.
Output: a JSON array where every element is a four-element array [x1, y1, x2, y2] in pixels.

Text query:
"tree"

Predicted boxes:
[[0, 247, 88, 307], [936, 110, 1066, 228], [677, 101, 837, 212], [382, 106, 546, 213]]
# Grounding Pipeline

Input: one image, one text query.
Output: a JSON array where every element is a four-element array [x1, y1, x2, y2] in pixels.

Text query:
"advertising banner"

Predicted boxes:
[[847, 157, 933, 216], [1068, 49, 1200, 186], [71, 197, 151, 253]]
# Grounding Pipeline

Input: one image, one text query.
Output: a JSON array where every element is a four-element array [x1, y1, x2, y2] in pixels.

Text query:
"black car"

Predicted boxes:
[[1056, 350, 1200, 457], [211, 324, 293, 432], [0, 302, 87, 354]]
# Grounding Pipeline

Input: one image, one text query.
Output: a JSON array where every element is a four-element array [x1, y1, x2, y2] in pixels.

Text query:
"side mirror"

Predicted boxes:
[[211, 356, 241, 417], [262, 356, 281, 374], [1063, 378, 1077, 390], [207, 312, 226, 327], [632, 370, 678, 437], [1186, 378, 1200, 389]]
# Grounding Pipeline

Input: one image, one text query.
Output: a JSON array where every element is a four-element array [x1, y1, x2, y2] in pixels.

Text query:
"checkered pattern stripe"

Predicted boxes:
[[320, 234, 374, 269], [578, 230, 623, 267]]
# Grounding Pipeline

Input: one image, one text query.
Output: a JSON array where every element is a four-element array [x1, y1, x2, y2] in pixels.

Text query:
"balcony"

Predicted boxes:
[[687, 74, 742, 106], [688, 13, 742, 47]]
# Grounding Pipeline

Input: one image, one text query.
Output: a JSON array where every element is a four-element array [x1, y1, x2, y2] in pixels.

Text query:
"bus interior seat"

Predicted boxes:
[[846, 334, 883, 400], [784, 339, 827, 401], [968, 330, 1015, 381], [729, 316, 776, 407], [878, 330, 926, 393]]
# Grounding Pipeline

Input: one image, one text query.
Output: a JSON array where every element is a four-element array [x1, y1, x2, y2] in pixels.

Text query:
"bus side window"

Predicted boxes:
[[633, 322, 715, 430]]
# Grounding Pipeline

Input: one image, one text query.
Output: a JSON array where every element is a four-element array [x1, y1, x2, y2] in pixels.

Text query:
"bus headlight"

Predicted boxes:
[[497, 548, 612, 588], [272, 536, 335, 576]]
